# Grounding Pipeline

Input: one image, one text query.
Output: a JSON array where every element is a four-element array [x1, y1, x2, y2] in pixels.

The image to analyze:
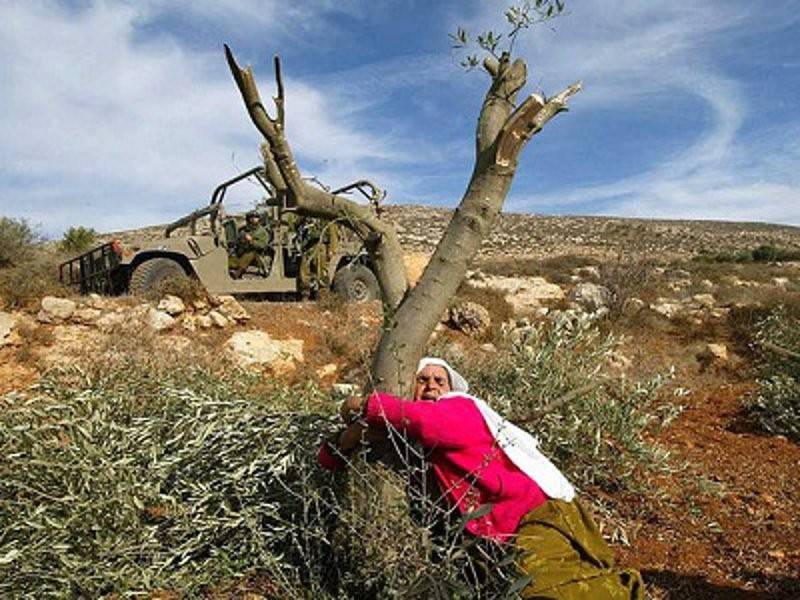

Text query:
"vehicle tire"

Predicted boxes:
[[129, 258, 188, 296], [332, 264, 380, 303]]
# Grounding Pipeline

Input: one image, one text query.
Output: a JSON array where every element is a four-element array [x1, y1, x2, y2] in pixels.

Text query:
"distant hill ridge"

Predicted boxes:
[[108, 204, 800, 261]]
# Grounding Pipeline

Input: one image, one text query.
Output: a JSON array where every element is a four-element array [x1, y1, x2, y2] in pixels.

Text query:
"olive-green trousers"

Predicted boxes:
[[515, 499, 644, 599], [228, 251, 257, 271]]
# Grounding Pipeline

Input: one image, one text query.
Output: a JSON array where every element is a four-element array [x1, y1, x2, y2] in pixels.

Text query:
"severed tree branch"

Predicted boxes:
[[225, 45, 409, 308], [495, 81, 582, 168], [760, 340, 800, 362], [225, 45, 305, 204], [273, 55, 285, 129]]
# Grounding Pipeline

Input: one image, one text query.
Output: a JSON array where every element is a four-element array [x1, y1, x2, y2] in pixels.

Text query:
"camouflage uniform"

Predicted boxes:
[[228, 215, 270, 278], [297, 218, 338, 297]]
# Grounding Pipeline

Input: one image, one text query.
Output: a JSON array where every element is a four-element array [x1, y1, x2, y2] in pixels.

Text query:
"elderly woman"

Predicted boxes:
[[319, 358, 644, 599]]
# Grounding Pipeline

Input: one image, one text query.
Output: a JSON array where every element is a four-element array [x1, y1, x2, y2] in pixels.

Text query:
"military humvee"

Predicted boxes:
[[59, 167, 381, 302]]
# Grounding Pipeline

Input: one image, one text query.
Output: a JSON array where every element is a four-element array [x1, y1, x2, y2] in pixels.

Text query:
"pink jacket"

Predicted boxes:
[[362, 391, 548, 541]]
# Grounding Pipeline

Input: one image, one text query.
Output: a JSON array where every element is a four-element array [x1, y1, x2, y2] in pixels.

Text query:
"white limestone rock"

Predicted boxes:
[[0, 311, 17, 347], [226, 330, 304, 371], [449, 301, 491, 337], [208, 310, 229, 328], [216, 295, 250, 322], [146, 309, 176, 332], [699, 279, 715, 291], [181, 315, 197, 332], [71, 307, 102, 325], [622, 297, 645, 316], [158, 295, 186, 316], [96, 311, 126, 331], [568, 283, 613, 312], [700, 343, 728, 363], [469, 274, 565, 315], [650, 300, 683, 319], [691, 294, 716, 309], [83, 293, 107, 310], [39, 296, 77, 322], [192, 298, 210, 312], [316, 363, 338, 379], [196, 314, 214, 329]]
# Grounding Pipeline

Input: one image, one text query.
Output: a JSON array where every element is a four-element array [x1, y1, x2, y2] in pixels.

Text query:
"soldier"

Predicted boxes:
[[297, 217, 338, 298], [229, 211, 270, 279]]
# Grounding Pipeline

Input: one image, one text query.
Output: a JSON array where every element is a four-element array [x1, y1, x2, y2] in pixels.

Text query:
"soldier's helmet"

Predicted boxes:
[[246, 210, 260, 221]]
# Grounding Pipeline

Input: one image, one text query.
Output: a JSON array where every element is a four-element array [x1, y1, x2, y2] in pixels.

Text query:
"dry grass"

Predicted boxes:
[[475, 254, 601, 284], [13, 321, 55, 368], [0, 253, 72, 310]]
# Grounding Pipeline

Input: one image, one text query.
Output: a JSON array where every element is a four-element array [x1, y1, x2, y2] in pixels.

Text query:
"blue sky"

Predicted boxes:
[[2, 0, 799, 237]]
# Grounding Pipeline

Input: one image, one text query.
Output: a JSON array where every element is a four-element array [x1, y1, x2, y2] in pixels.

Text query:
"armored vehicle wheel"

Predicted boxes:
[[332, 264, 380, 303], [129, 258, 188, 296]]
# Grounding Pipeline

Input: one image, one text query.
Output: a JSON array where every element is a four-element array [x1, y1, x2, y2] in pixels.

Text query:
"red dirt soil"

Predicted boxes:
[[612, 368, 800, 598]]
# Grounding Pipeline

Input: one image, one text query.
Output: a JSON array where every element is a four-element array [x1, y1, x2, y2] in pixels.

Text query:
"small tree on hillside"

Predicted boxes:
[[226, 1, 580, 397]]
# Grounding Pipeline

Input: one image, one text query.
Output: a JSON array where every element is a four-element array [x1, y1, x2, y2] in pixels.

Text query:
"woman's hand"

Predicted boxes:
[[340, 395, 365, 423]]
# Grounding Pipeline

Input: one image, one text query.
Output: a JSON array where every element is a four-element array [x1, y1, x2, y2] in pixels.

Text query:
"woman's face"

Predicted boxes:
[[414, 365, 452, 401]]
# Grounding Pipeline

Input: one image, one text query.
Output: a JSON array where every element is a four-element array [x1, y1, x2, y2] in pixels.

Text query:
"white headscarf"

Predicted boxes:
[[417, 357, 469, 394], [416, 357, 575, 502]]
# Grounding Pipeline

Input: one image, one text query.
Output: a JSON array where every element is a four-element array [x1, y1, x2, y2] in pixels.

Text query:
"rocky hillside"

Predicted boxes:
[[106, 204, 800, 261], [385, 205, 800, 259]]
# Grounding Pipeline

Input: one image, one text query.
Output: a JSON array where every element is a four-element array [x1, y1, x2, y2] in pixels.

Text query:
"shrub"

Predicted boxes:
[[60, 226, 98, 254], [598, 258, 661, 319], [693, 245, 800, 264], [751, 244, 800, 263], [0, 216, 40, 268], [0, 361, 524, 598], [0, 255, 70, 310], [746, 307, 800, 441]]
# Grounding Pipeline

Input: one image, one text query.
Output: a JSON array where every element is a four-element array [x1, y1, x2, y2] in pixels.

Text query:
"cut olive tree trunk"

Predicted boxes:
[[225, 47, 580, 397]]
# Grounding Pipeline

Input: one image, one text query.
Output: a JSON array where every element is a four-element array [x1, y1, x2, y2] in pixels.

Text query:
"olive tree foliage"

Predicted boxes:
[[226, 0, 580, 397]]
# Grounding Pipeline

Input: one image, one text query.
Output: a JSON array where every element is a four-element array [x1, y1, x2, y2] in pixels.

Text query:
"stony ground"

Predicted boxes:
[[2, 212, 800, 599]]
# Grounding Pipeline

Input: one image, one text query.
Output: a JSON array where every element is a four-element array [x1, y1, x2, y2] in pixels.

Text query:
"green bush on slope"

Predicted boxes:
[[748, 307, 800, 441]]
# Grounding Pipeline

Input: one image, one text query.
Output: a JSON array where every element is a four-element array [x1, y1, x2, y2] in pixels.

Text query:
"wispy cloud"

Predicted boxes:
[[0, 0, 408, 234], [460, 0, 800, 225]]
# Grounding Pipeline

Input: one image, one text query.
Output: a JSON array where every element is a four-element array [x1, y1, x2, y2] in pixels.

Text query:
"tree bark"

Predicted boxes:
[[370, 56, 581, 396]]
